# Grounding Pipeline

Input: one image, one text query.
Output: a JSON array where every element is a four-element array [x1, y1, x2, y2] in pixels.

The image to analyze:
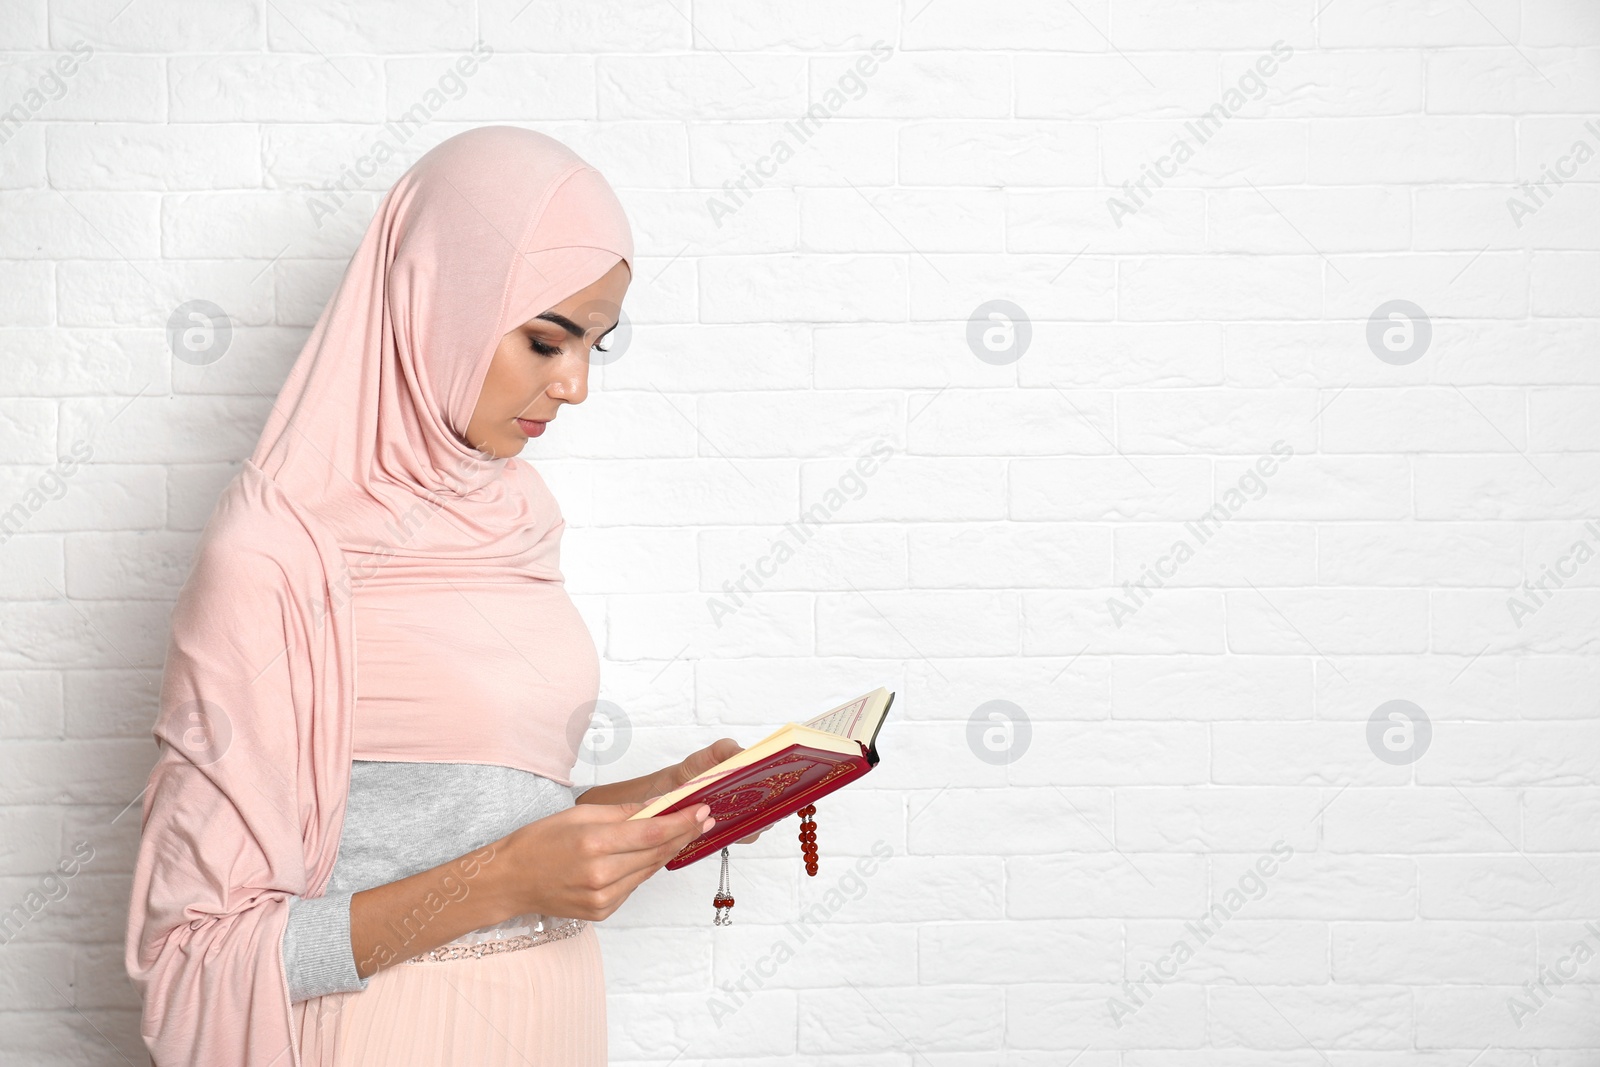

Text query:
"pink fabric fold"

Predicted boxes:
[[124, 125, 633, 1066]]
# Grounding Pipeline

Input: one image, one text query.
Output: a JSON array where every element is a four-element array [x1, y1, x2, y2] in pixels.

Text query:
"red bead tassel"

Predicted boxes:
[[798, 804, 818, 876]]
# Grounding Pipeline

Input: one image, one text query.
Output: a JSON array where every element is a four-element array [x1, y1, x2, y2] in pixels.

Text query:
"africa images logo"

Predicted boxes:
[[704, 41, 894, 227], [1106, 440, 1294, 628], [1105, 40, 1294, 227]]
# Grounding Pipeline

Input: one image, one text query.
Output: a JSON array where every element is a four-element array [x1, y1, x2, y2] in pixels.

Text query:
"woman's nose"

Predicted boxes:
[[551, 357, 588, 405]]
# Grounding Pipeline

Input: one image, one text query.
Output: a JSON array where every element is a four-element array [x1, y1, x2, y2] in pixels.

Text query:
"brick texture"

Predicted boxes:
[[1, 1, 1598, 1062]]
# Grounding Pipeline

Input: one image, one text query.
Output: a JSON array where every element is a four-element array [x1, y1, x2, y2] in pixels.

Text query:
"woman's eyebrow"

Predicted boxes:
[[535, 311, 616, 339], [534, 311, 584, 336]]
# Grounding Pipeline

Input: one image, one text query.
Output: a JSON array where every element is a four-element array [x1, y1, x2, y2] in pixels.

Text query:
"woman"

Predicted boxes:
[[124, 125, 760, 1066]]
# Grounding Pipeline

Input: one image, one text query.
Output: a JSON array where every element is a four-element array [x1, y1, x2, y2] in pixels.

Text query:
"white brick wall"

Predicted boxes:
[[1, 1, 1598, 1062]]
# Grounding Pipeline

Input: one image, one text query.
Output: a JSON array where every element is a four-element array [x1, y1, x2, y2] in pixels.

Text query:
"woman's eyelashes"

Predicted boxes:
[[528, 333, 610, 357]]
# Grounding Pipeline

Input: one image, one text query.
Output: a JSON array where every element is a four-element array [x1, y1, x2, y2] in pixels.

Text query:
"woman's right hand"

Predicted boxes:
[[490, 800, 714, 922]]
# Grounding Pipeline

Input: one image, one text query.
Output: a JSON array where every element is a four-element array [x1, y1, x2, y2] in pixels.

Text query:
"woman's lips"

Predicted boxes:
[[515, 418, 547, 437]]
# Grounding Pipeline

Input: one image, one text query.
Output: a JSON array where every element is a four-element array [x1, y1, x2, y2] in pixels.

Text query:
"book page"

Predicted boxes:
[[802, 689, 872, 736], [801, 687, 890, 745]]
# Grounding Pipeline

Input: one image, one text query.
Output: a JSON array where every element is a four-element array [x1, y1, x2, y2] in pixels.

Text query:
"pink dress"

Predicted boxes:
[[292, 921, 606, 1066]]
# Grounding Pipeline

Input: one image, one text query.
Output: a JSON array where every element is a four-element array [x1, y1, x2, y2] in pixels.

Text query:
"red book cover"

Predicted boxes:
[[627, 688, 894, 870]]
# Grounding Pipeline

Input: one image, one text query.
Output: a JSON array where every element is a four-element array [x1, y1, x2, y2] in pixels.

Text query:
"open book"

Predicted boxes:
[[627, 687, 895, 870]]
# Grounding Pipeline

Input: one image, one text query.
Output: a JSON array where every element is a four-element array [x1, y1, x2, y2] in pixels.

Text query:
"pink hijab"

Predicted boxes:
[[124, 125, 633, 1066]]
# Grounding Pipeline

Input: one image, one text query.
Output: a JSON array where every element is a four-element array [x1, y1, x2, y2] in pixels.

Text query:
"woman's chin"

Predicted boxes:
[[468, 436, 527, 460]]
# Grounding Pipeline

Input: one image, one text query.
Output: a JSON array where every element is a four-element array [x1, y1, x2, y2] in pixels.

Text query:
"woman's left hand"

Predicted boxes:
[[655, 738, 767, 845]]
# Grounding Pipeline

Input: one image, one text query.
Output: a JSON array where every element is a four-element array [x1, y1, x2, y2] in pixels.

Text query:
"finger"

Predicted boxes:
[[580, 801, 705, 854], [601, 799, 706, 822], [605, 799, 668, 818], [608, 815, 715, 888], [605, 806, 714, 858], [605, 838, 694, 905], [682, 739, 735, 780]]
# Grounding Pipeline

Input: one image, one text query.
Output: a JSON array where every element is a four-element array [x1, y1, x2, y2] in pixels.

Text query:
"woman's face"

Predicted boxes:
[[464, 259, 631, 458]]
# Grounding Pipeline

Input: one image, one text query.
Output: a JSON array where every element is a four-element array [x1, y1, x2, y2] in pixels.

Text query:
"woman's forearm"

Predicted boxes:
[[572, 769, 669, 806], [348, 769, 678, 978], [348, 843, 514, 979]]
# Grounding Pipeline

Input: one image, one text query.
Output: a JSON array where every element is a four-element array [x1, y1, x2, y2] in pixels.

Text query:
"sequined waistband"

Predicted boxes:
[[403, 915, 588, 965]]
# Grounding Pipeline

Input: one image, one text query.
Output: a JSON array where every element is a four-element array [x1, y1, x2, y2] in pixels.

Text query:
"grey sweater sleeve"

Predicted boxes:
[[281, 892, 370, 1003]]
